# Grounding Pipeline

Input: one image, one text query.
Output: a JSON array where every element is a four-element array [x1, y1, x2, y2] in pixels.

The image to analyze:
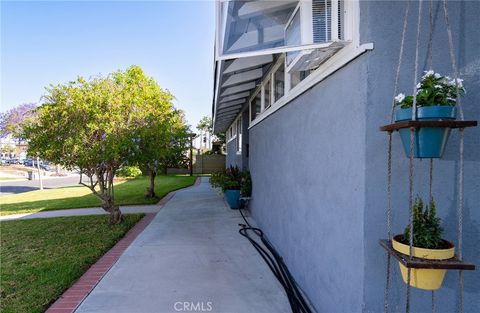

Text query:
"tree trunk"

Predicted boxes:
[[101, 196, 123, 224], [145, 170, 156, 198]]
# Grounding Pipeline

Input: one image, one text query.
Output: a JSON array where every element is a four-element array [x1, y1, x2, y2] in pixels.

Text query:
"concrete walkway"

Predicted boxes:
[[0, 204, 163, 221], [75, 178, 290, 313]]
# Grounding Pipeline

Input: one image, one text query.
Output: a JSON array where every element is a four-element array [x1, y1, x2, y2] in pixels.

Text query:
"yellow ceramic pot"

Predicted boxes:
[[392, 235, 455, 290]]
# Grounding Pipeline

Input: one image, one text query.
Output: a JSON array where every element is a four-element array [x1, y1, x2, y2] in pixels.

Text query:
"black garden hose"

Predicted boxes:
[[238, 207, 314, 313]]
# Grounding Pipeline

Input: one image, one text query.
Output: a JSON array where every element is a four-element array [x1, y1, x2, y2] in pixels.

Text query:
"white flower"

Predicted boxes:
[[423, 70, 434, 78], [434, 73, 442, 79], [395, 93, 405, 103], [447, 97, 457, 102], [416, 83, 422, 89], [449, 78, 464, 88], [434, 85, 443, 89]]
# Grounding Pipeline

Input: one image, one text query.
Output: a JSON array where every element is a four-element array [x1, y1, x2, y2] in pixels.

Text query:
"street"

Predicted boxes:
[[0, 175, 81, 195]]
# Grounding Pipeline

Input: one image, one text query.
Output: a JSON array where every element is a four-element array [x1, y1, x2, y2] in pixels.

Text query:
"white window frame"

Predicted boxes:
[[247, 0, 373, 129], [272, 56, 286, 103], [249, 88, 262, 123], [236, 116, 242, 154], [226, 124, 236, 143]]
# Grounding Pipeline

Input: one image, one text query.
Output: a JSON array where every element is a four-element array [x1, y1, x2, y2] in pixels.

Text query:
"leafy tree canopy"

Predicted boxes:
[[23, 65, 177, 223], [0, 103, 37, 139]]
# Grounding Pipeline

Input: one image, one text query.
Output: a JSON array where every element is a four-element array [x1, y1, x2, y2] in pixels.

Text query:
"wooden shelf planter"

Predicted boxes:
[[380, 120, 477, 158], [380, 120, 478, 132], [379, 239, 475, 270]]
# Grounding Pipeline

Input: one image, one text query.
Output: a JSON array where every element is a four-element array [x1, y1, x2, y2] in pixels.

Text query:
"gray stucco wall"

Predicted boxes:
[[362, 1, 480, 312], [223, 1, 479, 312], [249, 57, 368, 312]]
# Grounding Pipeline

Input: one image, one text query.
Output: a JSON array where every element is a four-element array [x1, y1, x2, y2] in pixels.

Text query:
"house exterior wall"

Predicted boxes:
[[362, 1, 480, 312], [249, 57, 368, 312], [221, 1, 479, 312]]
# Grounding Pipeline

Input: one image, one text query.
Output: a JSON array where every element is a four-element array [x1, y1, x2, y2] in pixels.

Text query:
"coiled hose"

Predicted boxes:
[[238, 207, 313, 313]]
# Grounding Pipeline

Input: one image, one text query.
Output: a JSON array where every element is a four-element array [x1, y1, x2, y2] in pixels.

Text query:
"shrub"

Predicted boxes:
[[240, 171, 252, 197], [210, 166, 250, 193], [117, 166, 142, 178], [403, 197, 443, 249]]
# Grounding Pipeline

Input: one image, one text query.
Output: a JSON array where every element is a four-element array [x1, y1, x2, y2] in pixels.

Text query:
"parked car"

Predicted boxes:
[[23, 159, 34, 167], [39, 162, 53, 171], [5, 158, 19, 165], [0, 159, 8, 165]]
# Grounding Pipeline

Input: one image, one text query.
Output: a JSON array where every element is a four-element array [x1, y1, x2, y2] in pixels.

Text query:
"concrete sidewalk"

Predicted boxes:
[[75, 177, 290, 313], [0, 204, 163, 221]]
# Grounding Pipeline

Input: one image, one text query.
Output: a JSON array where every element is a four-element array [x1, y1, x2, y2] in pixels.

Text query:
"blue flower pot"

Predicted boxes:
[[395, 106, 456, 158], [224, 189, 240, 209]]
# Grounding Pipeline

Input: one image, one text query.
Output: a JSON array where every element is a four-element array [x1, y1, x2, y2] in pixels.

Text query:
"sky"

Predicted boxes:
[[0, 0, 215, 129]]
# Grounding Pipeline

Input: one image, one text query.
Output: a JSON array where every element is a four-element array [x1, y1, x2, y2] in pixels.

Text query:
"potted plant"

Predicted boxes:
[[394, 70, 465, 158], [392, 197, 454, 290], [210, 166, 245, 209]]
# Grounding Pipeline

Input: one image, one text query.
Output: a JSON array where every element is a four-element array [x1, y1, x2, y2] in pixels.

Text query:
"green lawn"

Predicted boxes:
[[0, 177, 24, 181], [0, 175, 196, 216], [0, 214, 144, 313]]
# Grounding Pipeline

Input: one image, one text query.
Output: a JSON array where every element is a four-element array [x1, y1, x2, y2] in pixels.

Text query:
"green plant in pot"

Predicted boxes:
[[392, 197, 455, 290], [210, 166, 244, 209], [394, 70, 465, 158]]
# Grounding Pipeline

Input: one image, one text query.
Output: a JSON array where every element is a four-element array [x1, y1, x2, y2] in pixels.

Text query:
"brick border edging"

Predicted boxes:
[[45, 212, 156, 313], [46, 177, 202, 313]]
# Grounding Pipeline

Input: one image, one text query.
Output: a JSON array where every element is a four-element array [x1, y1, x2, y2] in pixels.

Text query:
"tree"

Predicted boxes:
[[23, 65, 167, 224], [131, 85, 189, 198], [196, 116, 213, 150], [0, 103, 37, 140]]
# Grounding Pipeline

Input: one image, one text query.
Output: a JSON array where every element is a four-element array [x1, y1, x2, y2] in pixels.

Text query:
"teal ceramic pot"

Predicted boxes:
[[224, 189, 240, 209], [395, 106, 457, 158], [395, 106, 457, 121]]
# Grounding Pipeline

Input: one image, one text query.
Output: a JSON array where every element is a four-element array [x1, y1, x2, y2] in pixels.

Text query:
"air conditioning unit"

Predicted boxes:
[[285, 0, 345, 72]]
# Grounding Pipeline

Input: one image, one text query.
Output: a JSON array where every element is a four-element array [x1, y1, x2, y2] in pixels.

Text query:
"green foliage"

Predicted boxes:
[[22, 65, 178, 222], [117, 166, 142, 178], [0, 214, 143, 313], [210, 166, 250, 194], [395, 70, 465, 109], [240, 170, 252, 197], [403, 197, 444, 249], [196, 116, 212, 134]]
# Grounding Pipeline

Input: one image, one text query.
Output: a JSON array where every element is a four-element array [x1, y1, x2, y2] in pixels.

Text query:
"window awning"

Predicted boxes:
[[212, 0, 346, 133], [213, 1, 301, 133]]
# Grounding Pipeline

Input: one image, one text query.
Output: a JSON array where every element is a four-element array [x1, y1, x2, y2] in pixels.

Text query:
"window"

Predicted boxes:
[[264, 78, 271, 110], [290, 69, 312, 89], [285, 8, 301, 67], [227, 125, 235, 142], [241, 0, 371, 129], [250, 91, 261, 122], [284, 0, 346, 74], [274, 65, 285, 102], [236, 117, 242, 153]]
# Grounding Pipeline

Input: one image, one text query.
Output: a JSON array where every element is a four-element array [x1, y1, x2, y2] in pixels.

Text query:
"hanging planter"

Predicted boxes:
[[392, 197, 455, 290], [394, 71, 464, 158]]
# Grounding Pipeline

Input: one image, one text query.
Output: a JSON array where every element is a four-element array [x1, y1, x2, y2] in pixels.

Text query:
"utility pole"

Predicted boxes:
[[188, 133, 196, 177], [36, 156, 43, 190]]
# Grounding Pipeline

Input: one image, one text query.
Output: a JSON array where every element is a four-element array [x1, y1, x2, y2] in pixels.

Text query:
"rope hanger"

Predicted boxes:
[[383, 1, 467, 313]]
